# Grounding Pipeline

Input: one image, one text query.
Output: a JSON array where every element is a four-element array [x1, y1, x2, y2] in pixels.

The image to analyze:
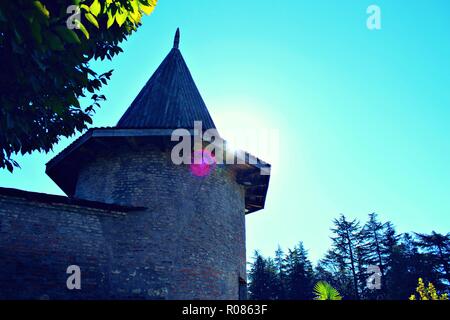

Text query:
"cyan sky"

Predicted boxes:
[[1, 0, 449, 262]]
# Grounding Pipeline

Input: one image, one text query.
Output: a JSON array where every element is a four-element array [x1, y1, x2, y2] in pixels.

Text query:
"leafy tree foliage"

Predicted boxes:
[[387, 232, 443, 299], [248, 214, 450, 300], [0, 0, 157, 171], [409, 278, 449, 300]]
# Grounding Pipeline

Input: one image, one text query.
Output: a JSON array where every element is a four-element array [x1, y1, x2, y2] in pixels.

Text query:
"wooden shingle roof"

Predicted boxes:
[[116, 29, 216, 130]]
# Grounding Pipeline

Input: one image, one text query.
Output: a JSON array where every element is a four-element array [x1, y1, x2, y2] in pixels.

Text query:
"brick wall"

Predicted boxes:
[[75, 144, 247, 300], [0, 195, 125, 299], [0, 144, 246, 299]]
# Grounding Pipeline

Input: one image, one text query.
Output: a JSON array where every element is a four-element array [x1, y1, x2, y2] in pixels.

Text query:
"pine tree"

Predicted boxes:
[[284, 242, 315, 300], [382, 221, 400, 268], [384, 233, 441, 299], [248, 251, 267, 300], [414, 231, 450, 287], [249, 216, 450, 300], [329, 214, 361, 299], [274, 246, 286, 299], [265, 258, 280, 299], [318, 249, 354, 298], [355, 243, 373, 299], [359, 214, 401, 299], [248, 251, 279, 300], [314, 262, 336, 287], [361, 213, 385, 276]]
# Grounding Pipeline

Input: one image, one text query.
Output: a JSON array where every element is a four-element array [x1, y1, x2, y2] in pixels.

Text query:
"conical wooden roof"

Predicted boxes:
[[116, 28, 216, 130]]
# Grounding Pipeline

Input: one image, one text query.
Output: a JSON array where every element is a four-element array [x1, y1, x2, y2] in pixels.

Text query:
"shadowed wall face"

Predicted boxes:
[[0, 195, 123, 300], [74, 144, 247, 299]]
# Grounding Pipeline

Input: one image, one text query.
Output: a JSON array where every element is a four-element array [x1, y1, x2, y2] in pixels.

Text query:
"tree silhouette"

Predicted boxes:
[[329, 214, 361, 299], [0, 0, 157, 171], [247, 214, 450, 300], [414, 231, 450, 285]]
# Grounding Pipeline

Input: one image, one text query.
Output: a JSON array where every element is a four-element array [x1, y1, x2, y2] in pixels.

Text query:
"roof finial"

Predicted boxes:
[[173, 28, 180, 49]]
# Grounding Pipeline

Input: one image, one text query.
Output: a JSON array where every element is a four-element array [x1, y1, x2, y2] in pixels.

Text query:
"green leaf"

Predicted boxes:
[[33, 1, 50, 18], [141, 5, 154, 15], [52, 102, 65, 115], [130, 0, 140, 13], [107, 11, 115, 29], [85, 12, 99, 28], [89, 0, 101, 16], [47, 32, 65, 51], [30, 18, 42, 44], [55, 26, 81, 44], [6, 161, 13, 173], [139, 2, 155, 15], [68, 93, 80, 108], [129, 0, 141, 23], [115, 9, 128, 27], [313, 281, 342, 300], [76, 20, 90, 39]]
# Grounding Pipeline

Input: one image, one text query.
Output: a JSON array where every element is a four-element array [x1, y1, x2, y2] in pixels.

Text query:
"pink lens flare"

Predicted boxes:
[[190, 149, 216, 177]]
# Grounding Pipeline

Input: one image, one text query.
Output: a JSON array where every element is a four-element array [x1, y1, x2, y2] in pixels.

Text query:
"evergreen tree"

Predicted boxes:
[[284, 242, 315, 300], [314, 262, 335, 287], [249, 215, 449, 300], [414, 231, 450, 286], [359, 214, 400, 299], [274, 246, 286, 299], [265, 258, 280, 299], [355, 243, 373, 299], [384, 233, 441, 299], [361, 213, 386, 276], [248, 251, 279, 300], [329, 214, 361, 299], [382, 221, 401, 268], [248, 251, 267, 300], [318, 249, 354, 299]]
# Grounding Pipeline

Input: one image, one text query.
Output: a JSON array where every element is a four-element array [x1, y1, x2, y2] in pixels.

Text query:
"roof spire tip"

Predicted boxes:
[[173, 28, 180, 49]]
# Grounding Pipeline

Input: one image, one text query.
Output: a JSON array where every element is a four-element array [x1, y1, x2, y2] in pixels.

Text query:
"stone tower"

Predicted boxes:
[[45, 30, 271, 299]]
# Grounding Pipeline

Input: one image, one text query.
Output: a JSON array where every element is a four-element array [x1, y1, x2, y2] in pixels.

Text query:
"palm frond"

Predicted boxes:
[[313, 281, 342, 300]]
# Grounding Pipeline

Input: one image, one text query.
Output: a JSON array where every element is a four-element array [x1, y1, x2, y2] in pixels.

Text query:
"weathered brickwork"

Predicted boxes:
[[0, 195, 125, 299], [0, 143, 246, 300], [75, 143, 246, 300], [0, 31, 269, 299]]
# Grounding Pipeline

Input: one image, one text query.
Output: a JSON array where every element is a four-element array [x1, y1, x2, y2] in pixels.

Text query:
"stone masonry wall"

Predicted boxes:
[[74, 143, 247, 299], [0, 195, 126, 299], [0, 144, 246, 299]]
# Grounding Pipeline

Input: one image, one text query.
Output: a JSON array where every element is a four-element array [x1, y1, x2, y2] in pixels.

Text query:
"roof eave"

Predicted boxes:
[[46, 128, 271, 212]]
